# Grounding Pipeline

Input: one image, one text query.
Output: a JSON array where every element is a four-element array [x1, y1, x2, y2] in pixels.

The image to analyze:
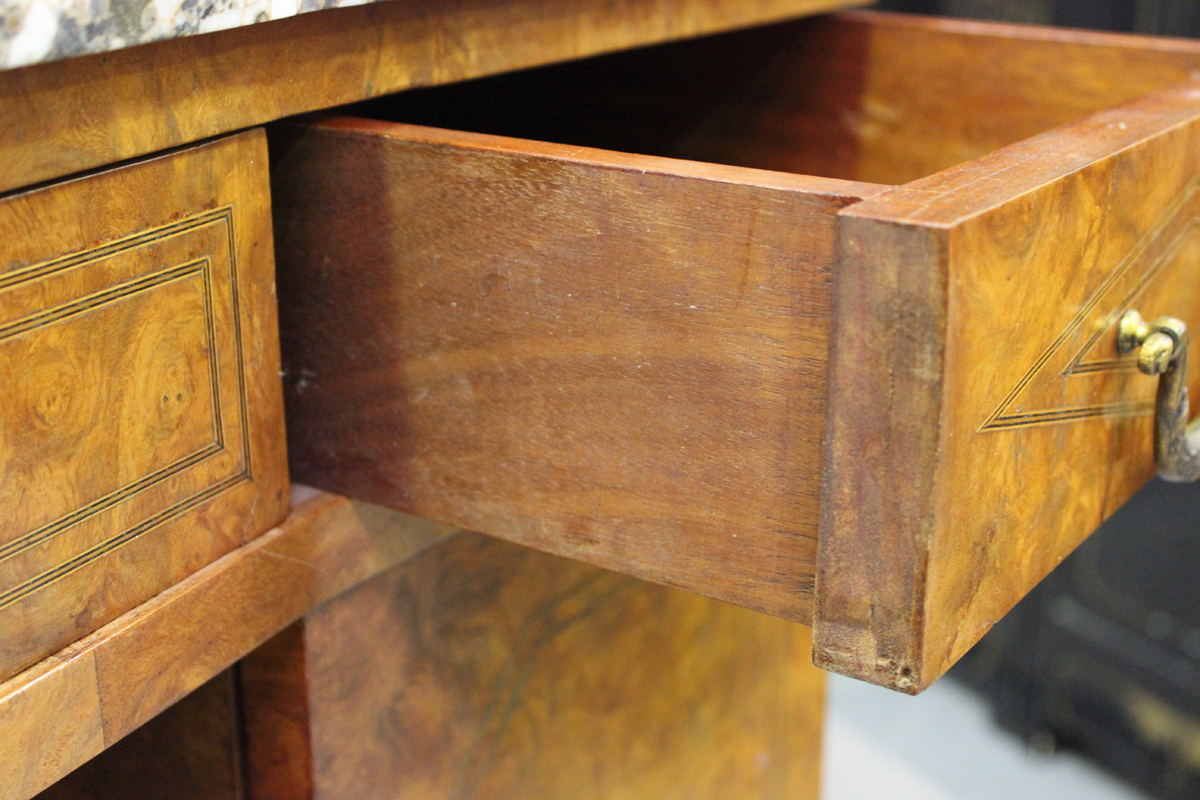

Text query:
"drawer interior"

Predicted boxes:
[[346, 11, 1200, 186]]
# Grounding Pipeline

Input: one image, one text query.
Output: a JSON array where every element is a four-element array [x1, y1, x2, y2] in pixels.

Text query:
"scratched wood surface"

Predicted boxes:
[[359, 11, 1200, 186], [818, 79, 1200, 692], [242, 533, 824, 800], [0, 130, 288, 684], [0, 487, 457, 800], [0, 0, 864, 195], [273, 118, 883, 623], [34, 671, 240, 800]]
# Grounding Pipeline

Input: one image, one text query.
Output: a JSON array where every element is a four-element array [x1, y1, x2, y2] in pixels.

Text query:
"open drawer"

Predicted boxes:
[[270, 11, 1200, 692]]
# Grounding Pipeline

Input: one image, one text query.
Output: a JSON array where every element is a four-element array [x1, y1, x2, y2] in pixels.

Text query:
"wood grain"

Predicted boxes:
[[0, 130, 288, 684], [359, 11, 1200, 185], [828, 12, 1200, 183], [0, 0, 864, 195], [241, 623, 313, 800], [0, 487, 457, 800], [818, 79, 1200, 692], [322, 13, 1200, 689], [0, 651, 103, 800], [35, 671, 241, 800], [243, 533, 825, 800], [273, 118, 883, 623]]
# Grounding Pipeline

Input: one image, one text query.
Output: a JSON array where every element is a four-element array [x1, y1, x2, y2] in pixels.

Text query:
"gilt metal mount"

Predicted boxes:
[[1118, 310, 1200, 481]]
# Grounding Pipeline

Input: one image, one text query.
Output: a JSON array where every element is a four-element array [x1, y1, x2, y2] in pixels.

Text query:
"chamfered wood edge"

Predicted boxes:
[[0, 0, 867, 195], [311, 117, 891, 201], [0, 486, 458, 800], [814, 218, 947, 694]]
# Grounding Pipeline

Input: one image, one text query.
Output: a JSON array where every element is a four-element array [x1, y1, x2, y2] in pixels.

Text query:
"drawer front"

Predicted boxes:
[[0, 130, 289, 682], [820, 80, 1200, 692], [272, 13, 1200, 691]]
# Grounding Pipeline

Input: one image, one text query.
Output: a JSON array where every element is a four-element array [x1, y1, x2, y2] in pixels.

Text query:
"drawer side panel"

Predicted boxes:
[[273, 120, 873, 621]]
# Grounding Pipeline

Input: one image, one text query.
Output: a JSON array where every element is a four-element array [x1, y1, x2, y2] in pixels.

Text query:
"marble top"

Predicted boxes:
[[1, 0, 374, 70]]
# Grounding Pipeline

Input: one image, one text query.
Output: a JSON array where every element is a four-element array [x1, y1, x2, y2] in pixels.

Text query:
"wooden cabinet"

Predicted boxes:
[[270, 12, 1200, 691], [7, 4, 1200, 799], [0, 130, 289, 683]]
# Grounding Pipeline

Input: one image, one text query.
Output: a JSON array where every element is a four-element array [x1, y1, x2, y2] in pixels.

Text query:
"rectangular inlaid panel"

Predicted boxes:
[[0, 130, 289, 683]]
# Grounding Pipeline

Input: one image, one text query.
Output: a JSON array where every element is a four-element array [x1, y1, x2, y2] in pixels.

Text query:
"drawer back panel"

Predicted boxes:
[[351, 12, 1200, 185]]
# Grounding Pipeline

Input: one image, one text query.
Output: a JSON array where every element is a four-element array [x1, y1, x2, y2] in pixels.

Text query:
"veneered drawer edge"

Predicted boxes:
[[818, 78, 1200, 692]]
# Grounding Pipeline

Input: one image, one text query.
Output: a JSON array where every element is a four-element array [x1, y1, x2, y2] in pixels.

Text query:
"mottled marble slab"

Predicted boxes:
[[0, 0, 371, 69]]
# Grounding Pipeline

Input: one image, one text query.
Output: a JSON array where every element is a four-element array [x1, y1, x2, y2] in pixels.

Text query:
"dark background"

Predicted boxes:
[[876, 0, 1200, 35]]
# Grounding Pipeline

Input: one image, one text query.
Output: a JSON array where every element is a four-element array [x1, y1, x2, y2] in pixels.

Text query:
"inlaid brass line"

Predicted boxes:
[[0, 207, 231, 291], [222, 209, 253, 481], [0, 260, 205, 341], [0, 472, 248, 613], [981, 177, 1200, 431], [0, 206, 253, 588], [200, 251, 225, 449], [0, 442, 222, 564], [984, 402, 1154, 430], [1067, 219, 1200, 374]]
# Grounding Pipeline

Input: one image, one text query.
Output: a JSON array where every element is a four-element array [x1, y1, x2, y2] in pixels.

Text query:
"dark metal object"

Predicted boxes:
[[1117, 311, 1200, 483]]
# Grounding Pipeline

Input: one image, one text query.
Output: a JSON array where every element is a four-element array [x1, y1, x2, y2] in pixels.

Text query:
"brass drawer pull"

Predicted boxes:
[[1118, 310, 1200, 481]]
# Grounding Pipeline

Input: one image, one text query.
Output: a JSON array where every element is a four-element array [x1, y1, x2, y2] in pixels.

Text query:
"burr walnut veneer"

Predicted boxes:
[[274, 12, 1200, 692], [12, 10, 1200, 798], [11, 4, 1200, 798], [241, 534, 824, 800], [0, 130, 289, 686]]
